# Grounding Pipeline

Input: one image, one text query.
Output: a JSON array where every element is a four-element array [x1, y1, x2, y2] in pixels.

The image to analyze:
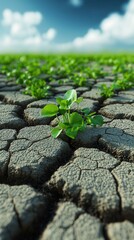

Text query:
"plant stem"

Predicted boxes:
[[68, 109, 70, 123]]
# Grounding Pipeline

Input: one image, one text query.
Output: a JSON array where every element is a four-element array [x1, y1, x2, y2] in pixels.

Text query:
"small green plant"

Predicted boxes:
[[100, 70, 134, 98], [115, 73, 134, 90], [41, 89, 103, 139], [70, 72, 87, 86], [24, 78, 50, 99], [100, 84, 115, 98]]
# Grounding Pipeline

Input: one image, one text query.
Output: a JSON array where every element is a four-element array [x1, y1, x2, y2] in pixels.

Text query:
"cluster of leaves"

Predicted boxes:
[[70, 72, 88, 86], [100, 69, 134, 98], [41, 89, 103, 139], [100, 84, 115, 98], [24, 78, 50, 99]]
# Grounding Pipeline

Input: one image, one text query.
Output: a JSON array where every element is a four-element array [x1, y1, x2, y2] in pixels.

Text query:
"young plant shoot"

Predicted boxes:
[[41, 89, 103, 139]]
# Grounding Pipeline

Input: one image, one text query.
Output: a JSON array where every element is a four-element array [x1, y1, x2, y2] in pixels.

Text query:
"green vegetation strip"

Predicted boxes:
[[0, 54, 133, 99]]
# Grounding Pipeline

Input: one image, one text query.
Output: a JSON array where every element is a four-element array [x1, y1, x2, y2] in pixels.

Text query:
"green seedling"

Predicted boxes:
[[24, 78, 50, 99], [100, 69, 134, 98], [115, 72, 134, 90], [70, 72, 87, 86], [99, 84, 115, 98], [41, 89, 103, 139]]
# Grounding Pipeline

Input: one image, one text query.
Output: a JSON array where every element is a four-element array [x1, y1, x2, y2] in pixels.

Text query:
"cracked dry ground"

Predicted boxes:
[[0, 73, 134, 240]]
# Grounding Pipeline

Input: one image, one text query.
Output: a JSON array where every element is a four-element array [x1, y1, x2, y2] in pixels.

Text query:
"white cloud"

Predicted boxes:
[[2, 10, 41, 39], [0, 9, 57, 52], [43, 28, 57, 41], [70, 0, 134, 51], [24, 36, 42, 45], [2, 9, 42, 27], [69, 0, 83, 7], [11, 23, 38, 38]]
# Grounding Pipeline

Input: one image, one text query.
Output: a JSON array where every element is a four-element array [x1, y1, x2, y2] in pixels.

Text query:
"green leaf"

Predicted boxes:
[[51, 127, 62, 138], [64, 89, 77, 103], [56, 97, 63, 105], [58, 121, 69, 129], [41, 104, 58, 117], [65, 128, 78, 139], [58, 99, 68, 110], [70, 112, 83, 125], [91, 115, 104, 126], [75, 97, 83, 104], [81, 108, 91, 115], [59, 108, 66, 115]]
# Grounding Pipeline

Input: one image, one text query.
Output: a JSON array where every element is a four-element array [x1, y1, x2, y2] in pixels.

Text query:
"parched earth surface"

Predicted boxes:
[[0, 73, 134, 240]]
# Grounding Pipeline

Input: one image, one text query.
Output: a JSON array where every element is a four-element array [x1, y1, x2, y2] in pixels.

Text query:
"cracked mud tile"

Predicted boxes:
[[0, 129, 17, 150], [75, 87, 89, 93], [0, 91, 35, 107], [0, 150, 9, 179], [0, 85, 22, 92], [107, 221, 134, 240], [74, 148, 120, 170], [40, 202, 104, 240], [24, 107, 52, 125], [112, 162, 134, 221], [0, 141, 9, 151], [17, 125, 51, 141], [71, 98, 98, 112], [71, 127, 105, 148], [99, 119, 134, 161], [0, 104, 26, 129], [119, 89, 134, 96], [0, 129, 17, 141], [81, 88, 103, 101], [103, 93, 134, 105], [27, 99, 56, 108], [0, 129, 16, 180], [0, 184, 49, 240], [48, 148, 120, 221], [99, 103, 134, 120], [106, 119, 134, 136], [53, 85, 73, 94], [8, 125, 72, 184]]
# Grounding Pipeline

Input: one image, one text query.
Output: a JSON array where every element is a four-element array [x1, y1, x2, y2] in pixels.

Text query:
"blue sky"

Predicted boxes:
[[0, 0, 134, 52]]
